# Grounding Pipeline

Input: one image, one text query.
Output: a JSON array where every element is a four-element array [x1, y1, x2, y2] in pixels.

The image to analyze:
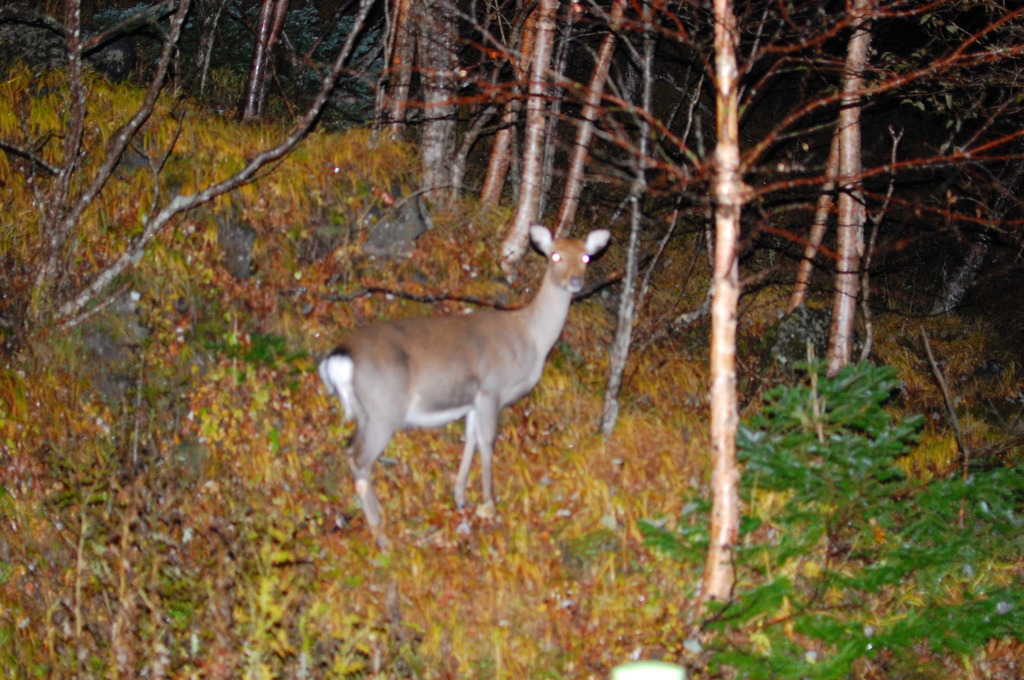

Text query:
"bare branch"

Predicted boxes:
[[54, 0, 377, 324], [0, 140, 60, 175], [919, 326, 971, 527], [80, 1, 176, 53], [858, 126, 902, 363]]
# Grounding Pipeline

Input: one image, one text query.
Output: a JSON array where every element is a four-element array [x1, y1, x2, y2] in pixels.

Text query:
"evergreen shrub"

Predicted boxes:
[[643, 362, 1024, 678]]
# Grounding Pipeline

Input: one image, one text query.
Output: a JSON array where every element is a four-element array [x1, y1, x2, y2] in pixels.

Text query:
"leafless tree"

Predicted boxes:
[[600, 0, 648, 435], [501, 0, 557, 276], [376, 0, 414, 136], [417, 0, 460, 205], [555, 0, 626, 238], [703, 0, 745, 609], [787, 133, 839, 313], [825, 0, 874, 376], [195, 0, 232, 97], [239, 0, 290, 121], [479, 5, 535, 207], [8, 0, 375, 334]]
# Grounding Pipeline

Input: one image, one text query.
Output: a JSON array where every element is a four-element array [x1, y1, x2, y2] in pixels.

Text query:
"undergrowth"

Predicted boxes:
[[2, 66, 1022, 679], [644, 362, 1024, 678]]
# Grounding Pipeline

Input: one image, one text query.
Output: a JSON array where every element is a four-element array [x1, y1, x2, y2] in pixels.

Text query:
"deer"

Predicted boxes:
[[318, 226, 610, 549]]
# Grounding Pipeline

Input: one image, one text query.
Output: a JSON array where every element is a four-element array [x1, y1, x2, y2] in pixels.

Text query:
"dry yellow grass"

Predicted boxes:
[[2, 68, 1020, 679]]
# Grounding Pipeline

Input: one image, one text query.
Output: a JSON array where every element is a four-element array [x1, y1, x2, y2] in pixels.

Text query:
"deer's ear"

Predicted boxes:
[[584, 229, 611, 255], [530, 225, 554, 255]]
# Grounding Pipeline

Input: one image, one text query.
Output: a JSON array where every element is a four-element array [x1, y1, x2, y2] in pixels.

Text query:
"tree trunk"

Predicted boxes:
[[239, 0, 272, 120], [239, 0, 289, 121], [481, 8, 537, 206], [787, 131, 840, 313], [480, 101, 517, 205], [702, 0, 744, 610], [930, 143, 1024, 315], [262, 0, 289, 112], [196, 0, 230, 98], [536, 1, 577, 221], [418, 0, 459, 204], [239, 0, 274, 120], [826, 0, 873, 377], [450, 106, 498, 198], [500, 0, 557, 276], [555, 0, 625, 238], [33, 0, 87, 313], [600, 0, 648, 435], [377, 0, 414, 137]]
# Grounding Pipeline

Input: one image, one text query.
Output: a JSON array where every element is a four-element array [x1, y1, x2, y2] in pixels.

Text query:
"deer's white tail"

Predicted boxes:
[[318, 354, 356, 418], [319, 225, 610, 549]]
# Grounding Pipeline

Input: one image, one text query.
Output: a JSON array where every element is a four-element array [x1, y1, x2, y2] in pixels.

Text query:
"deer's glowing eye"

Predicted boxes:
[[551, 253, 562, 262], [581, 254, 591, 264]]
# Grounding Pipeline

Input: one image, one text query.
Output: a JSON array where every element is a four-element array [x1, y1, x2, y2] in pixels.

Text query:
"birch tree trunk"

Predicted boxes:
[[600, 0, 649, 435], [239, 0, 274, 120], [500, 0, 557, 276], [702, 0, 745, 609], [536, 2, 577, 220], [239, 0, 289, 121], [480, 10, 537, 206], [196, 0, 230, 97], [480, 101, 517, 205], [787, 131, 840, 312], [555, 0, 625, 238], [826, 0, 873, 377]]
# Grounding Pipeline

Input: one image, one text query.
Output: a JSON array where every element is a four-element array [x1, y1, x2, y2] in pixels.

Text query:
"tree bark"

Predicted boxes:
[[500, 0, 557, 276], [196, 0, 230, 97], [418, 0, 459, 204], [600, 0, 649, 435], [826, 0, 873, 377], [239, 0, 289, 121], [536, 1, 577, 221], [480, 100, 517, 205], [555, 0, 625, 238], [481, 8, 537, 206], [34, 0, 87, 305], [787, 131, 840, 313], [702, 0, 744, 610], [377, 0, 414, 137]]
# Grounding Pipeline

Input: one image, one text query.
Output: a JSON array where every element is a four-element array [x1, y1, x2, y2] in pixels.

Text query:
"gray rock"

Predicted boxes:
[[0, 5, 136, 82], [217, 214, 257, 279], [362, 193, 432, 258], [763, 305, 832, 368]]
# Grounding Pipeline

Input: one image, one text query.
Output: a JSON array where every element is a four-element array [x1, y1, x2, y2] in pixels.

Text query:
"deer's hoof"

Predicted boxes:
[[375, 533, 391, 552], [475, 501, 497, 519]]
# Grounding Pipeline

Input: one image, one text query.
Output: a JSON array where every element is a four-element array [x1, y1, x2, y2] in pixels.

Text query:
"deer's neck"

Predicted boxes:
[[519, 269, 574, 354]]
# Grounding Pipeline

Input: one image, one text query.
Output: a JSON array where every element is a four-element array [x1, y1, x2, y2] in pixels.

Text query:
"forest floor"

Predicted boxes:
[[2, 110, 1022, 679]]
